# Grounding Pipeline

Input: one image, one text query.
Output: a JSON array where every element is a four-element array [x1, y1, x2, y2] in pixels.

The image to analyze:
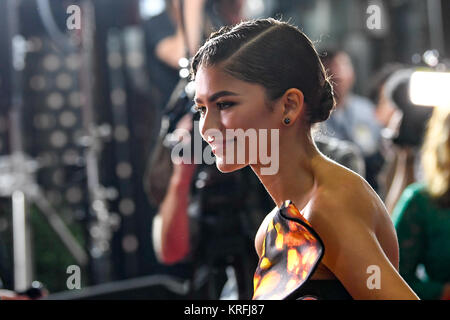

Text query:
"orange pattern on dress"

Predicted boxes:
[[252, 200, 324, 300]]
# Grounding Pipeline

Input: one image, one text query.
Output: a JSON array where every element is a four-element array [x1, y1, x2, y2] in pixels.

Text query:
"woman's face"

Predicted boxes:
[[194, 65, 282, 173]]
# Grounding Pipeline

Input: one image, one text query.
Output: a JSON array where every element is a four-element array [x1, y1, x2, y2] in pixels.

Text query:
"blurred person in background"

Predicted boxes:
[[369, 66, 433, 213], [143, 0, 246, 110], [391, 107, 450, 300], [369, 64, 412, 211], [319, 49, 384, 192]]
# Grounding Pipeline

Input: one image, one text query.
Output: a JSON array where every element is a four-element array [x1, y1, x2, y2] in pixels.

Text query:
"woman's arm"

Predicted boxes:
[[153, 162, 196, 264], [323, 217, 418, 299], [152, 113, 197, 265], [312, 187, 419, 300], [155, 0, 207, 68]]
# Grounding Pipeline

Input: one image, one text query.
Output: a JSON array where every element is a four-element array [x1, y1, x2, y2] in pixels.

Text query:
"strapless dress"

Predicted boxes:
[[252, 200, 352, 300]]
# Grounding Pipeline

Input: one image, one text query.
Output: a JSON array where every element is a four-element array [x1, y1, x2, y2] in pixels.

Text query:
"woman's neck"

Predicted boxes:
[[251, 129, 322, 210]]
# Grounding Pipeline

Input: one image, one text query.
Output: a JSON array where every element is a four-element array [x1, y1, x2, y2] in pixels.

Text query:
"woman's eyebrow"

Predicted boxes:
[[194, 91, 239, 104]]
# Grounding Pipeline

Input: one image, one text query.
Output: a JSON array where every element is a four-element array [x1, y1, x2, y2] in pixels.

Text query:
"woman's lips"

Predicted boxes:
[[211, 139, 236, 155]]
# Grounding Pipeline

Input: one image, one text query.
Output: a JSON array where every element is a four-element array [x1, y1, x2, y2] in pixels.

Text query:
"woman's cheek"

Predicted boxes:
[[222, 109, 255, 132], [221, 113, 242, 131]]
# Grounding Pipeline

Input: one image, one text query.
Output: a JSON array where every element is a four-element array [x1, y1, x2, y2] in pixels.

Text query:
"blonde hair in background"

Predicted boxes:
[[422, 107, 450, 202]]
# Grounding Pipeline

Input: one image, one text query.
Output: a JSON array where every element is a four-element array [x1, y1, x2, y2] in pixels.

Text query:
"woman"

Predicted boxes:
[[391, 107, 450, 300], [190, 18, 418, 299]]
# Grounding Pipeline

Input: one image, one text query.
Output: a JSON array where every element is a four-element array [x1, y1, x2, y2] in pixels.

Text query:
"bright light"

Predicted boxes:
[[179, 68, 190, 79], [243, 0, 266, 18], [410, 71, 450, 108], [139, 0, 165, 20]]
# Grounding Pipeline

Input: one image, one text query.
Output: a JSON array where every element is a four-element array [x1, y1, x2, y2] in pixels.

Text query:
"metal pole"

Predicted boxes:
[[78, 0, 114, 283], [6, 0, 33, 291], [4, 0, 90, 291], [32, 189, 89, 266], [12, 191, 32, 291]]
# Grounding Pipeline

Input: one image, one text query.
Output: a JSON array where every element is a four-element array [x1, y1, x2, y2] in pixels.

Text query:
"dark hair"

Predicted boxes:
[[190, 18, 335, 125], [367, 63, 405, 104], [390, 77, 433, 147]]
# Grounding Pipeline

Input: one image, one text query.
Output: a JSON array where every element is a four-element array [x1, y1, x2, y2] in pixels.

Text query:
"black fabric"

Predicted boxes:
[[293, 279, 353, 300], [188, 164, 272, 300]]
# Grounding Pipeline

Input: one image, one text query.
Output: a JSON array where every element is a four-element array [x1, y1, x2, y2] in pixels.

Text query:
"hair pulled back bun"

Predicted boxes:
[[191, 18, 335, 125], [309, 79, 336, 124]]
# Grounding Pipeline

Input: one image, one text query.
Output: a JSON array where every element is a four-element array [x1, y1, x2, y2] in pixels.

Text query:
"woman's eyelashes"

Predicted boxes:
[[216, 101, 236, 110], [194, 102, 236, 116]]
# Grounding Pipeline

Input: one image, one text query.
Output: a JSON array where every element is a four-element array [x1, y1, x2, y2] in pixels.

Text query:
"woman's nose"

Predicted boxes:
[[200, 108, 221, 140]]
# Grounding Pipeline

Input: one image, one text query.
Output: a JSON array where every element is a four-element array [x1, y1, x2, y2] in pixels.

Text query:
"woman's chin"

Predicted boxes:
[[215, 156, 246, 173]]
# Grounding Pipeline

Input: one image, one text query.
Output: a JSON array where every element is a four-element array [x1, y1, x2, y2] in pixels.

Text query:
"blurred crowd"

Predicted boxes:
[[0, 0, 449, 300], [143, 0, 450, 300]]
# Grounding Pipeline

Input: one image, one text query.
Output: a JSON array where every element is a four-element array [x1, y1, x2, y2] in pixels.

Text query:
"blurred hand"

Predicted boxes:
[[158, 0, 208, 68], [441, 283, 450, 300], [0, 290, 30, 300], [171, 0, 207, 28]]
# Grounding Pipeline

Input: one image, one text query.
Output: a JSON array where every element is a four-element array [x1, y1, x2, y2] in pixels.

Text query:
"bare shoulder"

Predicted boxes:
[[252, 159, 416, 299], [308, 160, 399, 267], [310, 160, 387, 231]]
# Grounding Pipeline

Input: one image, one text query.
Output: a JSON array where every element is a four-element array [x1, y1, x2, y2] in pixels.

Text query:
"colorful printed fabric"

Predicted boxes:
[[253, 200, 324, 300]]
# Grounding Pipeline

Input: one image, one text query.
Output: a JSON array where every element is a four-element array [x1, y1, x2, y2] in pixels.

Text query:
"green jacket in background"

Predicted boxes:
[[392, 183, 450, 300]]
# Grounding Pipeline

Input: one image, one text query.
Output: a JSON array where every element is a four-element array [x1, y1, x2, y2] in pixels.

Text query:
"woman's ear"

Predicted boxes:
[[281, 88, 305, 125]]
